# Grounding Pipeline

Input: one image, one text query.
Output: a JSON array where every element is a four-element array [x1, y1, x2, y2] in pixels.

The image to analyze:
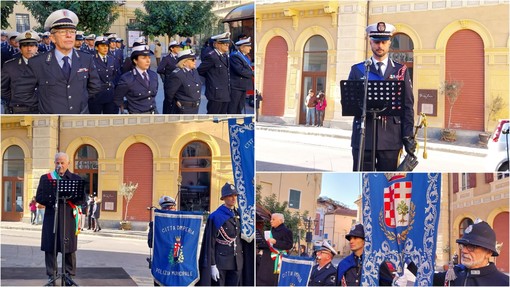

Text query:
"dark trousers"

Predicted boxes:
[[218, 269, 241, 286], [45, 251, 76, 276], [87, 214, 94, 229], [228, 89, 245, 114], [207, 100, 228, 114], [162, 98, 176, 114], [88, 101, 119, 114], [352, 149, 400, 171]]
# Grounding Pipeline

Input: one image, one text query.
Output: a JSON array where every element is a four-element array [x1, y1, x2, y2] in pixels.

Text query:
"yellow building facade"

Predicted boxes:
[[1, 116, 240, 228], [256, 1, 509, 136]]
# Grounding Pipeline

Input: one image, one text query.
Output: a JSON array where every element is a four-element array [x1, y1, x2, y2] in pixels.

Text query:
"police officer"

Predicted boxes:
[[107, 34, 122, 67], [114, 44, 158, 114], [1, 30, 40, 114], [163, 49, 202, 114], [348, 22, 415, 171], [121, 36, 146, 74], [74, 31, 84, 50], [88, 36, 120, 114], [1, 31, 20, 67], [309, 240, 337, 286], [430, 220, 509, 286], [13, 9, 102, 114], [198, 183, 243, 286], [229, 37, 254, 114], [1, 31, 8, 49], [158, 40, 183, 113], [197, 32, 231, 114], [82, 34, 96, 54], [114, 37, 125, 63], [38, 32, 54, 53]]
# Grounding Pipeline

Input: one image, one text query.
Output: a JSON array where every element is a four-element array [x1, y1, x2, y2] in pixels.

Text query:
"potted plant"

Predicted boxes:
[[119, 181, 138, 230], [479, 94, 504, 147], [439, 79, 463, 142]]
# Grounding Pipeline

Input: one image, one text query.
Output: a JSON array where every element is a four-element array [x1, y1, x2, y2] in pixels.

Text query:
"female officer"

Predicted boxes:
[[114, 44, 158, 114], [164, 49, 202, 114]]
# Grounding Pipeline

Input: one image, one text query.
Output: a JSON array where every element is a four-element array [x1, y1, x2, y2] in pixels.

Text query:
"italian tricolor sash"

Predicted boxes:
[[46, 172, 82, 235]]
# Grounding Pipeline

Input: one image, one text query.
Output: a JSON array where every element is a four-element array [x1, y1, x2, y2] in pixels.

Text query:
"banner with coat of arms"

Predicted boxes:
[[361, 173, 441, 286], [151, 210, 203, 286], [228, 117, 255, 242], [277, 254, 316, 287]]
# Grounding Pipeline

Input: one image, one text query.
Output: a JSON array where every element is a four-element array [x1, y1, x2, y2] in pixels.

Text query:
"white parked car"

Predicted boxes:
[[486, 119, 509, 172]]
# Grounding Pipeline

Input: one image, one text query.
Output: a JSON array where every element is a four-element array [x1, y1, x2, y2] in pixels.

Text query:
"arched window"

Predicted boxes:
[[2, 145, 24, 220], [459, 218, 474, 237], [390, 33, 414, 79], [180, 141, 212, 212], [74, 145, 98, 196], [303, 35, 328, 72]]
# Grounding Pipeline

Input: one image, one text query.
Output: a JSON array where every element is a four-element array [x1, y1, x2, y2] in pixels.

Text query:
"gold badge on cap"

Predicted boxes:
[[25, 32, 32, 38], [377, 22, 386, 32]]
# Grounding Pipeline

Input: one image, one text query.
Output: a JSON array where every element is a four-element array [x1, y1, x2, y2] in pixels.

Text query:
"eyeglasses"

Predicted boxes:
[[459, 243, 478, 252], [188, 58, 196, 62], [53, 29, 77, 36]]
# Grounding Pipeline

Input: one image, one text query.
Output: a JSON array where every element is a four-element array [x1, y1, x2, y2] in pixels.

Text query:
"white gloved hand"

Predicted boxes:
[[211, 265, 220, 282], [392, 264, 416, 286]]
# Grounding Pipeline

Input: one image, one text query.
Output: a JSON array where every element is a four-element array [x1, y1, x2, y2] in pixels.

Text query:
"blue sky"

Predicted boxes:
[[320, 173, 362, 210]]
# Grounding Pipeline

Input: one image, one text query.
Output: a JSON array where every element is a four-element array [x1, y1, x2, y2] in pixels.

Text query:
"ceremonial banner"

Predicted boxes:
[[151, 210, 203, 286], [361, 173, 441, 286], [277, 254, 315, 287], [228, 117, 255, 242]]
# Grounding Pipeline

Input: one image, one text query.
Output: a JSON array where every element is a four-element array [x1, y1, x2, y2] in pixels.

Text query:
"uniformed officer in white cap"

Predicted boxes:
[[1, 31, 20, 66], [107, 34, 122, 67], [1, 30, 8, 48], [228, 36, 253, 114], [164, 49, 202, 114], [38, 32, 53, 53], [1, 30, 40, 113], [88, 36, 120, 114], [114, 44, 159, 114], [347, 21, 415, 171], [120, 36, 146, 74], [197, 32, 232, 114], [82, 34, 96, 54], [13, 9, 102, 114], [74, 31, 85, 50], [309, 240, 337, 286], [157, 40, 183, 113]]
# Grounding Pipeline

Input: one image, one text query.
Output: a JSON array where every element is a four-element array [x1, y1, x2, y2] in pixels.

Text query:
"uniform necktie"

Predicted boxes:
[[62, 56, 71, 81], [103, 57, 107, 64], [376, 62, 384, 77], [142, 71, 149, 87], [46, 45, 50, 51]]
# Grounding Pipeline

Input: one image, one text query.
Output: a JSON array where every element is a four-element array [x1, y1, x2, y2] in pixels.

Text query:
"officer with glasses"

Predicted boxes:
[[13, 9, 101, 114]]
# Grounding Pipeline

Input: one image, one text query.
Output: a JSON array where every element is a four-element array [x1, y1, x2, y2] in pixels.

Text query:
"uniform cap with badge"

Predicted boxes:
[[8, 31, 20, 40], [235, 37, 251, 46], [366, 22, 396, 41], [177, 49, 196, 62], [107, 34, 118, 41], [42, 31, 51, 38], [456, 220, 499, 256], [130, 44, 153, 60], [44, 9, 79, 31], [220, 182, 238, 200], [94, 36, 109, 46], [158, 195, 176, 208], [75, 31, 85, 41], [319, 240, 338, 256], [345, 223, 365, 240], [15, 30, 40, 45], [211, 32, 231, 43], [85, 34, 96, 40], [133, 36, 146, 47], [168, 40, 181, 49]]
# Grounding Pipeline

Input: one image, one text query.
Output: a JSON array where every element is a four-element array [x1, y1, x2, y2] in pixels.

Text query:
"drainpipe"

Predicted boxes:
[[57, 116, 61, 152], [365, 0, 371, 59]]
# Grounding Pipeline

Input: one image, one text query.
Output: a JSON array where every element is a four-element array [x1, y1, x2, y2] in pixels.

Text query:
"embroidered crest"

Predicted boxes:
[[380, 179, 415, 244], [169, 236, 184, 264]]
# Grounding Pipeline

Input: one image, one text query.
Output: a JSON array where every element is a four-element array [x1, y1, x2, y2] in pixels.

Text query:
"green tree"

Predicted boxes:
[[21, 1, 119, 35], [130, 1, 218, 38], [1, 1, 16, 29]]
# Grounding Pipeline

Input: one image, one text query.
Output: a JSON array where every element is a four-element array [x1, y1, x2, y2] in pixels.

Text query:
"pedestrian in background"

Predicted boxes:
[[92, 196, 101, 232], [87, 194, 94, 230], [154, 40, 162, 66], [305, 89, 317, 126], [29, 196, 37, 224], [315, 91, 327, 127]]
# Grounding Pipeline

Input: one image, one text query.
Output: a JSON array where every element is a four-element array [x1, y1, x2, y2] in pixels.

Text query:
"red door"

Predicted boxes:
[[123, 143, 153, 221], [262, 36, 288, 116]]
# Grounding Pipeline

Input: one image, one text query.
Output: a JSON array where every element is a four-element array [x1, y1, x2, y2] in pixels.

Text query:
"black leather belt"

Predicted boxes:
[[177, 101, 200, 108], [10, 105, 39, 113]]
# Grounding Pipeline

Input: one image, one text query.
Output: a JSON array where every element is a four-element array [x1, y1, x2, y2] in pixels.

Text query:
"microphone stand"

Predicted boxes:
[[357, 61, 371, 171]]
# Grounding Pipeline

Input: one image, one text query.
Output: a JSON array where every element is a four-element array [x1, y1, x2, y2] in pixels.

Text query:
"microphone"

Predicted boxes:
[[56, 165, 62, 175], [364, 59, 372, 67]]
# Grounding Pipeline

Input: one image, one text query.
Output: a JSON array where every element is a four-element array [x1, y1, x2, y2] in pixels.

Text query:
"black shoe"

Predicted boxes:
[[46, 275, 56, 286], [64, 275, 74, 286]]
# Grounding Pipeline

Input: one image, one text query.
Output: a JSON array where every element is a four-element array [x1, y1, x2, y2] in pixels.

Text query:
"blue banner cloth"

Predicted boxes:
[[277, 254, 316, 286], [228, 117, 255, 242], [361, 173, 441, 286], [151, 210, 203, 286]]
